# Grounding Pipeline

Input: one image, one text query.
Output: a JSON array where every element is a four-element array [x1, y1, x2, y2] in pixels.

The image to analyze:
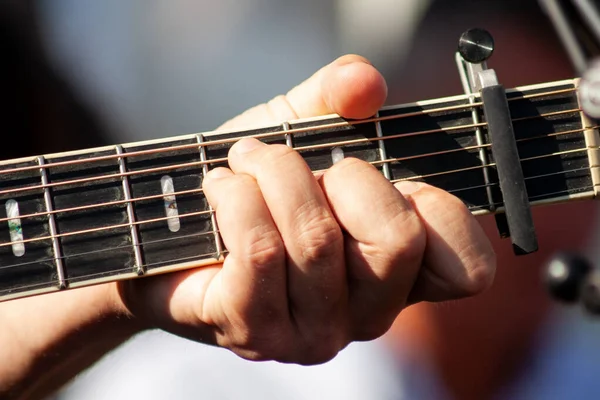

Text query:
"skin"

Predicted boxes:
[[0, 55, 496, 399]]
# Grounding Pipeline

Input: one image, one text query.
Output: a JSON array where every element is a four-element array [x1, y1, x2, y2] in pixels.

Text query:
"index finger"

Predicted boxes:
[[219, 55, 387, 130]]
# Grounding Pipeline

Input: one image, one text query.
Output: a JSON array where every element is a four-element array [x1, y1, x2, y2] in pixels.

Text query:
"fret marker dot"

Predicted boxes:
[[5, 199, 25, 257], [331, 147, 345, 164], [161, 175, 181, 232]]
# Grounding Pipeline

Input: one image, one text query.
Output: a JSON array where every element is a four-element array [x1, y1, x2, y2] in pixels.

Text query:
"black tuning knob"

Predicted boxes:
[[458, 28, 495, 64], [545, 252, 592, 303]]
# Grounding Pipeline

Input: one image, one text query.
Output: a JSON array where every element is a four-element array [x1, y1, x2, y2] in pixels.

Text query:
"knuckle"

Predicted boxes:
[[229, 325, 290, 362], [296, 326, 346, 365], [266, 94, 298, 121], [295, 207, 343, 264], [458, 242, 497, 296], [353, 318, 394, 342], [383, 208, 426, 266], [245, 225, 285, 268]]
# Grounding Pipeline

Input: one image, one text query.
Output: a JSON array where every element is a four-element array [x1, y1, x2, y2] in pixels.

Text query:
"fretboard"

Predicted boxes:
[[0, 78, 598, 302]]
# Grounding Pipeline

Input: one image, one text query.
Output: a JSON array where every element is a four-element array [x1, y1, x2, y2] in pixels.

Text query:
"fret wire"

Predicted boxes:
[[0, 229, 221, 272], [38, 156, 67, 290], [468, 91, 496, 211], [0, 87, 578, 177], [0, 108, 583, 199], [0, 126, 600, 231], [375, 111, 392, 180], [197, 134, 224, 258], [0, 209, 214, 249], [282, 122, 294, 148], [116, 145, 145, 276], [0, 147, 589, 251], [575, 85, 600, 196]]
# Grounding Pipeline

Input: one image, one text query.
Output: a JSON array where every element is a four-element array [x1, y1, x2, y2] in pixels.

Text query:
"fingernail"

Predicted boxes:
[[231, 138, 264, 155], [395, 181, 422, 196]]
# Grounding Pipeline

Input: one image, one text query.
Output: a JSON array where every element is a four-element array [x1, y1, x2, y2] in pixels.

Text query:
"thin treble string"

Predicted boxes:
[[0, 155, 589, 250], [0, 230, 220, 272], [467, 185, 594, 211], [2, 249, 227, 294], [0, 107, 583, 198], [0, 187, 205, 225], [0, 86, 578, 177], [0, 208, 215, 249]]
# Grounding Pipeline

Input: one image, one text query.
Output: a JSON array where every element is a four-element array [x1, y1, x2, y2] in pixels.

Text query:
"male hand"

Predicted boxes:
[[120, 55, 496, 365]]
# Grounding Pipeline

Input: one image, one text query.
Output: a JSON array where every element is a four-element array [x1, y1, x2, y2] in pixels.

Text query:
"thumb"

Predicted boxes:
[[219, 55, 388, 130]]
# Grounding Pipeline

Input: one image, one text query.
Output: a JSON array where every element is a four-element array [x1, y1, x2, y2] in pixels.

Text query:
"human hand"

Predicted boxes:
[[119, 55, 496, 365]]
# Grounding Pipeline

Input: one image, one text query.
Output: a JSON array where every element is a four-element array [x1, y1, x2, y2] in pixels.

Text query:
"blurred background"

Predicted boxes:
[[3, 0, 600, 399]]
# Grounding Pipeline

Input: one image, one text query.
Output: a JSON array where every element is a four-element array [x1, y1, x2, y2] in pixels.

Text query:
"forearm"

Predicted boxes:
[[0, 283, 143, 400]]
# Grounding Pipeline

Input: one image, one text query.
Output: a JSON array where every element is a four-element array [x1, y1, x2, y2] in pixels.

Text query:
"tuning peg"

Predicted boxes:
[[545, 251, 592, 303]]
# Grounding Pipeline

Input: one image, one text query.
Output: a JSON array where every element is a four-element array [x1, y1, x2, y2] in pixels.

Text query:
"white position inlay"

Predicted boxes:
[[331, 147, 345, 164], [161, 175, 181, 232], [5, 199, 25, 257]]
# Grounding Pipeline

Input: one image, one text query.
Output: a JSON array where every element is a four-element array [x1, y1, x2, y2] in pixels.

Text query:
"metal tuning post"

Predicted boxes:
[[456, 28, 538, 255]]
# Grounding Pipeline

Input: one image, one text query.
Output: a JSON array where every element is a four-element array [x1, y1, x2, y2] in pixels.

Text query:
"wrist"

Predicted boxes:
[[0, 282, 145, 399]]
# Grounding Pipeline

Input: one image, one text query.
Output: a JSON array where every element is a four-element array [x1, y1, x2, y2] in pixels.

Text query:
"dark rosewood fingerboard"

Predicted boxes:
[[0, 159, 56, 296], [0, 78, 595, 301], [124, 139, 215, 271], [48, 150, 135, 285], [507, 84, 590, 203], [379, 97, 491, 209]]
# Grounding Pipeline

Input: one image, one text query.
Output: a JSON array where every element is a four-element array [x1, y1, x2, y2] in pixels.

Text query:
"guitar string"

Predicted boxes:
[[0, 123, 593, 236], [0, 107, 584, 198], [0, 124, 591, 227], [1, 249, 224, 295], [468, 185, 594, 211], [0, 187, 206, 225], [0, 86, 578, 177], [0, 208, 214, 249], [0, 230, 220, 272], [1, 182, 593, 291], [0, 160, 590, 250]]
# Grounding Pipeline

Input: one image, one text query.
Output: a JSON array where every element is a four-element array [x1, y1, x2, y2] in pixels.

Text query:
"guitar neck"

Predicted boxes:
[[0, 78, 598, 302]]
